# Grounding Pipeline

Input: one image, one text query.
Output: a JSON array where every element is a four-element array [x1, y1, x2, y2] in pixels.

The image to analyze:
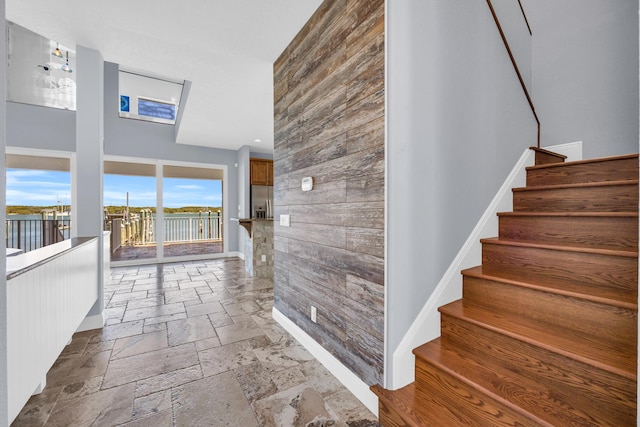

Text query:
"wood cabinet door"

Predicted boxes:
[[250, 159, 272, 185], [267, 161, 274, 185]]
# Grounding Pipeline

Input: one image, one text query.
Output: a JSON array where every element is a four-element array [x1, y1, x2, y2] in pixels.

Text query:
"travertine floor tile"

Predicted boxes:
[[185, 301, 225, 317], [234, 362, 278, 403], [215, 318, 265, 345], [102, 343, 198, 388], [45, 383, 136, 427], [46, 350, 111, 389], [253, 384, 333, 427], [173, 373, 259, 426], [111, 330, 168, 360], [132, 389, 172, 420], [134, 364, 203, 398], [118, 409, 173, 427], [199, 340, 258, 377], [11, 385, 63, 426], [12, 259, 379, 427], [166, 316, 216, 346]]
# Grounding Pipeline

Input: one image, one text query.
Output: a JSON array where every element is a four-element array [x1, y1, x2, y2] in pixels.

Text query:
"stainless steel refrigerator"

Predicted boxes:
[[250, 185, 273, 218]]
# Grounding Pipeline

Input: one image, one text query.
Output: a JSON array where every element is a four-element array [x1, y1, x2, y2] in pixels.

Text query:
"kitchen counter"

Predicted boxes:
[[235, 217, 274, 237]]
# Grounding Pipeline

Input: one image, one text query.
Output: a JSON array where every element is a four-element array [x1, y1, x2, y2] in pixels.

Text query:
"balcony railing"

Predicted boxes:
[[105, 212, 222, 253], [6, 219, 71, 252], [163, 215, 222, 243]]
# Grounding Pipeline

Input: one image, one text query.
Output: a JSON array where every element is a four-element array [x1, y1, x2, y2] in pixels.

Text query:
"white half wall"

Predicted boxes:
[[7, 238, 99, 423]]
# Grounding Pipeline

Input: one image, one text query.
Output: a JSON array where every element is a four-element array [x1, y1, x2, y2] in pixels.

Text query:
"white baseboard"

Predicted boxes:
[[272, 307, 378, 416], [229, 251, 244, 260], [76, 312, 105, 332], [388, 142, 583, 389]]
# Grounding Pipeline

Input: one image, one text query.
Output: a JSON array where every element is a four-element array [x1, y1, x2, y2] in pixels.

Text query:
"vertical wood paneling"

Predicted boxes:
[[274, 0, 384, 385], [7, 239, 99, 422]]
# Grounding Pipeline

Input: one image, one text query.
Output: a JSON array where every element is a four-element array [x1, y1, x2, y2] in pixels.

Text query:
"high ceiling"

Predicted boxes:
[[6, 0, 323, 153]]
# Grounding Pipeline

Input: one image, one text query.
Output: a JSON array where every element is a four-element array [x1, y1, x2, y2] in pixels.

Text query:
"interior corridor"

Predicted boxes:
[[12, 258, 379, 426]]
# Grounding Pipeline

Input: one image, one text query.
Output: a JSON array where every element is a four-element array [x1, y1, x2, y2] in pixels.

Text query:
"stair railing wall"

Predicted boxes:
[[487, 0, 540, 147]]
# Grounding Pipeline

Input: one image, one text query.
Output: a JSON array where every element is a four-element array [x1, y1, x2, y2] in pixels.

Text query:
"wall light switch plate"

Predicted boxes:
[[280, 214, 290, 227], [261, 254, 267, 262], [310, 306, 317, 323]]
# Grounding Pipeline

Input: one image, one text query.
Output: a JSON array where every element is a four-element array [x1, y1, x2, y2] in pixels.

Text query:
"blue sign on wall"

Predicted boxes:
[[120, 95, 130, 112]]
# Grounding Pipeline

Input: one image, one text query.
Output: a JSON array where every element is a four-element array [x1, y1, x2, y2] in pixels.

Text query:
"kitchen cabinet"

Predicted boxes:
[[250, 159, 273, 186]]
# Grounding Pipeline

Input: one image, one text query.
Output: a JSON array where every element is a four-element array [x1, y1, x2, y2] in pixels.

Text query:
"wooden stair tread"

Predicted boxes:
[[480, 237, 639, 257], [497, 211, 639, 218], [439, 300, 637, 380], [513, 178, 639, 192], [526, 153, 638, 171], [371, 383, 487, 426], [462, 265, 638, 309], [529, 146, 568, 160], [414, 338, 608, 426]]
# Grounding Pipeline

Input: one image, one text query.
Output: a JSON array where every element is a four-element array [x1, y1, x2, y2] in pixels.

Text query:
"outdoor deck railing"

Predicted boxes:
[[6, 219, 71, 252], [163, 215, 222, 243], [105, 213, 222, 252]]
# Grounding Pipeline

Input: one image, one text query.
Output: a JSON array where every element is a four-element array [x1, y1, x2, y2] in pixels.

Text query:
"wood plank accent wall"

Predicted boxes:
[[273, 0, 384, 385]]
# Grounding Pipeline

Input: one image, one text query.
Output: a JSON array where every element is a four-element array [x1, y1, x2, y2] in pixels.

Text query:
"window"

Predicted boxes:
[[118, 69, 184, 125], [138, 97, 176, 121], [5, 152, 72, 252]]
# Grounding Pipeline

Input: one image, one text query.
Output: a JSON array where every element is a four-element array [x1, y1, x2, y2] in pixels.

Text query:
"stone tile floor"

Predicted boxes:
[[12, 258, 380, 427]]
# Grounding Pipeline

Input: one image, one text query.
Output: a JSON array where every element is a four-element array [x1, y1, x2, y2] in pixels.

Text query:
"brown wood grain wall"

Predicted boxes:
[[273, 0, 384, 385]]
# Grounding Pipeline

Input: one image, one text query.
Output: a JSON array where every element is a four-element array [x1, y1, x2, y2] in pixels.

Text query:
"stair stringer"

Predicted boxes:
[[388, 141, 583, 389]]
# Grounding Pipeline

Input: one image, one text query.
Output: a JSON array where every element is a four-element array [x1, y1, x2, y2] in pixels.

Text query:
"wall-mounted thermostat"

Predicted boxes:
[[301, 177, 314, 192]]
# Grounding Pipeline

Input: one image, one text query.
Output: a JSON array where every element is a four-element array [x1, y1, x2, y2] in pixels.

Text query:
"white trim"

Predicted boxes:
[[382, 0, 390, 391], [5, 147, 74, 158], [232, 251, 245, 261], [76, 312, 105, 332], [389, 142, 583, 389], [272, 307, 379, 416]]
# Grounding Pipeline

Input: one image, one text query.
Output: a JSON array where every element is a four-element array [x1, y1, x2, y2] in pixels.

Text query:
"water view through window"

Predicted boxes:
[[6, 154, 72, 253], [104, 160, 224, 263]]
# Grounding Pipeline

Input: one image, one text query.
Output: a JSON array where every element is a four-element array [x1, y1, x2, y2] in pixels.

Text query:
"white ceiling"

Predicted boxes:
[[6, 0, 323, 153]]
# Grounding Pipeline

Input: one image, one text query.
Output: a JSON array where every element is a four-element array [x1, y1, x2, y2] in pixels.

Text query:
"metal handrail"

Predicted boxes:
[[6, 219, 71, 252], [517, 0, 533, 35], [487, 0, 540, 148]]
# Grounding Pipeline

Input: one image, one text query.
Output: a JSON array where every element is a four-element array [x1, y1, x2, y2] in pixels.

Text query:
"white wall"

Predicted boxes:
[[7, 102, 75, 151], [75, 46, 104, 321], [525, 0, 639, 158], [385, 0, 537, 386]]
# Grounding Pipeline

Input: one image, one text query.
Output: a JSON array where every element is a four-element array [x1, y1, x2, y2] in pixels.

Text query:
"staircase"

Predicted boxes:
[[373, 151, 639, 426]]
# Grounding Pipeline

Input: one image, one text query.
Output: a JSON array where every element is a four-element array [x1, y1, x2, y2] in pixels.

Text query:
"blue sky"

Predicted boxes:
[[7, 169, 223, 208], [6, 169, 71, 206]]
